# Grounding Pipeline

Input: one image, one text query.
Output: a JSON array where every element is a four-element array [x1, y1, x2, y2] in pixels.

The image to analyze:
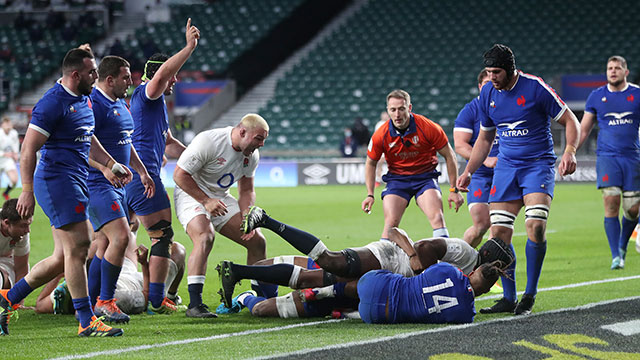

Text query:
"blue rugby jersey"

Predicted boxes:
[[30, 82, 95, 178], [389, 262, 475, 324], [584, 83, 640, 157], [454, 95, 500, 176], [129, 82, 168, 177], [478, 71, 566, 166], [88, 87, 134, 184]]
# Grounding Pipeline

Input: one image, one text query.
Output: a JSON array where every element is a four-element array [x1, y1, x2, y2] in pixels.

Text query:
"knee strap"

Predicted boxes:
[[524, 205, 549, 223], [490, 210, 517, 229], [148, 220, 174, 258], [341, 248, 362, 278], [275, 292, 299, 318], [622, 191, 640, 219]]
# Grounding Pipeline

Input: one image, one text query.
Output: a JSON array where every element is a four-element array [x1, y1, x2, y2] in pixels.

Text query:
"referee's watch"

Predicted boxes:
[[449, 187, 459, 193]]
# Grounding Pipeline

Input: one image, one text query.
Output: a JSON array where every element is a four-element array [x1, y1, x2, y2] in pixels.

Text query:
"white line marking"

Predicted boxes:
[[479, 274, 640, 301], [49, 275, 640, 360], [48, 319, 344, 360], [601, 319, 640, 336], [256, 296, 640, 360]]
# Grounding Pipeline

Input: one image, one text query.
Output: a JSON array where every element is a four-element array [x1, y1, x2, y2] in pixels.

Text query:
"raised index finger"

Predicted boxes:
[[186, 17, 191, 30]]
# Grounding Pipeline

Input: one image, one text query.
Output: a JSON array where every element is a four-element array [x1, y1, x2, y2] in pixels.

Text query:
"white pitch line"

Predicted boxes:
[[601, 319, 640, 336], [256, 295, 640, 360], [49, 274, 640, 360], [48, 319, 345, 360]]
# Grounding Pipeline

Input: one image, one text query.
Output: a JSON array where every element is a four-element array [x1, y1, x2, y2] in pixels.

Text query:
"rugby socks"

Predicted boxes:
[[231, 263, 294, 286], [240, 293, 265, 313], [604, 216, 621, 258], [524, 239, 546, 295], [3, 184, 12, 196], [99, 259, 121, 301], [251, 280, 278, 298], [433, 227, 449, 238], [72, 297, 94, 328], [619, 216, 636, 256], [187, 275, 205, 309], [7, 278, 33, 305], [502, 243, 517, 303], [262, 216, 324, 256], [149, 282, 165, 308], [87, 255, 102, 306], [333, 282, 346, 298]]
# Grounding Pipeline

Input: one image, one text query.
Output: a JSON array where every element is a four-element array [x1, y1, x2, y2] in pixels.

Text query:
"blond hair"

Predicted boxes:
[[240, 113, 269, 132], [386, 89, 411, 105]]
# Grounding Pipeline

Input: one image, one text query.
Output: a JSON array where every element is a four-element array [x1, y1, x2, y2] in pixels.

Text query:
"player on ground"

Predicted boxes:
[[173, 114, 269, 318], [457, 44, 580, 315], [358, 261, 501, 324], [362, 89, 463, 240], [125, 18, 199, 314], [454, 70, 499, 247], [0, 199, 31, 291], [2, 47, 132, 337], [217, 206, 513, 307], [87, 55, 155, 323], [0, 118, 20, 201], [577, 55, 640, 270]]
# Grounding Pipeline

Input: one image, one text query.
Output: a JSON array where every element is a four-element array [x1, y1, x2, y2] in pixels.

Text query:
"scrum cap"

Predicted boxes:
[[483, 44, 516, 74], [477, 237, 514, 270]]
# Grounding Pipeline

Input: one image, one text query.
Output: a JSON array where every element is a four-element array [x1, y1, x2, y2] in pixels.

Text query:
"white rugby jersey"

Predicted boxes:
[[0, 230, 29, 258], [176, 127, 259, 198], [0, 128, 19, 157]]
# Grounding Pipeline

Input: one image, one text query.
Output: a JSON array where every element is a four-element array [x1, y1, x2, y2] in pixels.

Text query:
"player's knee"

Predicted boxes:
[[148, 220, 173, 258], [622, 191, 640, 219], [251, 300, 269, 317], [602, 186, 622, 198], [490, 210, 517, 229], [275, 292, 300, 318], [170, 242, 186, 267]]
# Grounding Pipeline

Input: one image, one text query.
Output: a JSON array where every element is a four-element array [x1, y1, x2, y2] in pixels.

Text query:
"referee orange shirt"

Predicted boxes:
[[367, 113, 448, 176]]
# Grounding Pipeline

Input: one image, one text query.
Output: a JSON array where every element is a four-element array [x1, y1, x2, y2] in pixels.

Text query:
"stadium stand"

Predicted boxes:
[[257, 0, 640, 155]]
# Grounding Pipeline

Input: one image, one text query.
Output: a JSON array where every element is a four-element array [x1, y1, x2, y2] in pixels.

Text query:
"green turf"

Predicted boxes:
[[3, 183, 640, 359]]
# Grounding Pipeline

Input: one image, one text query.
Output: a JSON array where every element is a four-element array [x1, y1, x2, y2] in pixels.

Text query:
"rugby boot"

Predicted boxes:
[[94, 297, 131, 323], [78, 316, 123, 337], [514, 294, 536, 315], [479, 297, 517, 314], [241, 206, 267, 234]]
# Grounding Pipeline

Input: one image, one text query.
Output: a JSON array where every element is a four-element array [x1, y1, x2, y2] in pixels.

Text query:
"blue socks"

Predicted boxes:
[[7, 278, 33, 305], [619, 216, 636, 256], [188, 283, 204, 308], [263, 216, 320, 255], [525, 239, 546, 295], [99, 259, 121, 302], [149, 282, 165, 308], [502, 243, 517, 303], [252, 281, 279, 298], [604, 216, 621, 258], [87, 255, 102, 306], [241, 293, 266, 313], [73, 297, 94, 328]]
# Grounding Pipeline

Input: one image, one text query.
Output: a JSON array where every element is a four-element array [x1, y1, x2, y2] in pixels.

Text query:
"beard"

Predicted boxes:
[[78, 79, 94, 96]]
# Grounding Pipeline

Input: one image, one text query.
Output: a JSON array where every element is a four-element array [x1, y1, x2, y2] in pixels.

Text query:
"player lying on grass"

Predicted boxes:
[[217, 206, 513, 307], [221, 260, 502, 324], [34, 228, 185, 316]]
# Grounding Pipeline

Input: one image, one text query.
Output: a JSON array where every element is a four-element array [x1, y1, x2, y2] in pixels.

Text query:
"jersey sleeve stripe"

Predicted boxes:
[[521, 72, 567, 108], [552, 106, 567, 122], [29, 123, 50, 138], [480, 125, 495, 131], [453, 127, 474, 134]]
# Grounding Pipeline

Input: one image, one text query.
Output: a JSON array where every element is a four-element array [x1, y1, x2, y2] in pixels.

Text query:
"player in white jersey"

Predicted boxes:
[[173, 113, 269, 318], [0, 118, 20, 201], [0, 199, 31, 291]]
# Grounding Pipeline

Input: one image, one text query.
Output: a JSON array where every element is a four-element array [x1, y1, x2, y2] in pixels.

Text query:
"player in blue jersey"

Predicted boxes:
[[1, 47, 132, 337], [125, 18, 200, 314], [454, 69, 498, 247], [578, 56, 640, 270], [457, 44, 580, 316], [358, 261, 501, 324], [87, 55, 155, 323]]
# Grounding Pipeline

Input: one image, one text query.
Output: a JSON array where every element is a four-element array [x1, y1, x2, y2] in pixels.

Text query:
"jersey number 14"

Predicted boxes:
[[422, 278, 458, 314]]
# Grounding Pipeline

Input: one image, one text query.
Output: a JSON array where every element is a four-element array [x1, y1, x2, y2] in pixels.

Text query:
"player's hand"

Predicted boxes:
[[558, 151, 577, 176], [448, 192, 464, 212], [111, 162, 132, 185], [185, 18, 200, 49], [240, 228, 262, 241], [362, 195, 374, 214], [456, 171, 471, 192], [409, 255, 424, 275], [78, 43, 92, 53], [136, 244, 149, 266], [139, 173, 156, 199], [17, 191, 35, 219], [204, 198, 227, 217], [483, 156, 497, 169]]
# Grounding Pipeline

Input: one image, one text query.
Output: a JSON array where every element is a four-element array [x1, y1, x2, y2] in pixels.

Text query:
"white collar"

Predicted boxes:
[[607, 82, 629, 93], [96, 85, 117, 102], [57, 79, 79, 97]]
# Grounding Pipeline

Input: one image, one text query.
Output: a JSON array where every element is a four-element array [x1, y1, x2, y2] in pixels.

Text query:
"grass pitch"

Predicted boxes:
[[3, 183, 639, 359]]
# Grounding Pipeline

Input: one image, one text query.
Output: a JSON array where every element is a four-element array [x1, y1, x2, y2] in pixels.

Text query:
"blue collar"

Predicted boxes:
[[388, 114, 416, 137]]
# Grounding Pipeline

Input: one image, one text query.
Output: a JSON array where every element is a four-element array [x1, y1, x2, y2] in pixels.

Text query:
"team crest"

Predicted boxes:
[[412, 135, 419, 144], [216, 157, 226, 165], [113, 109, 120, 116], [490, 100, 496, 108], [243, 158, 249, 167], [69, 105, 76, 113], [601, 96, 607, 102]]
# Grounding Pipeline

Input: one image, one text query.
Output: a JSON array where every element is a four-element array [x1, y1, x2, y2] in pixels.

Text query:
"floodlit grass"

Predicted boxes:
[[3, 183, 639, 359]]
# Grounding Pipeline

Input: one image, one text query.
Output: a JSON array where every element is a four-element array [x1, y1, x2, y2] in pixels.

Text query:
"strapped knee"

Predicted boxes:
[[524, 204, 549, 223], [490, 210, 517, 229], [622, 191, 640, 219], [340, 248, 362, 278], [602, 186, 622, 197], [275, 292, 299, 318], [148, 220, 174, 258]]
